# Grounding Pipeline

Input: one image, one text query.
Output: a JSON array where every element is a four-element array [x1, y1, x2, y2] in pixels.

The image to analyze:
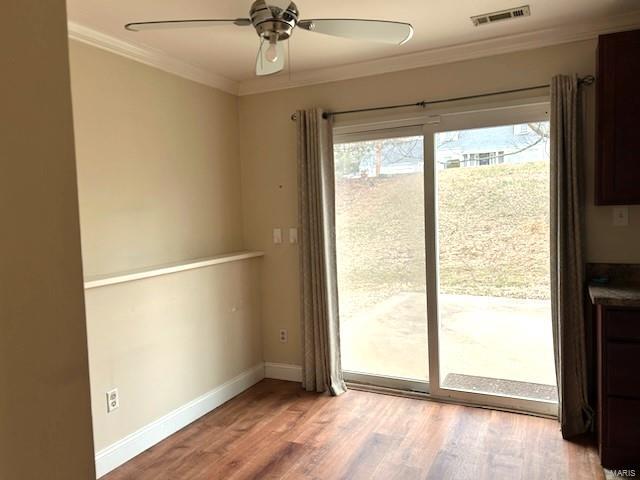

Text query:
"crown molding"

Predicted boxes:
[[238, 10, 640, 96], [68, 10, 640, 98], [67, 21, 240, 95]]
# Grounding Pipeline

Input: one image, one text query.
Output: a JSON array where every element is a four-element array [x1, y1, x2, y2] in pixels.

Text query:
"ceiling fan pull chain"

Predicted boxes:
[[258, 37, 265, 72], [288, 38, 292, 82]]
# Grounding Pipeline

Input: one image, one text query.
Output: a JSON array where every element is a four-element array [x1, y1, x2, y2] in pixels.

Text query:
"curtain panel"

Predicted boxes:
[[296, 108, 347, 396], [550, 75, 594, 438]]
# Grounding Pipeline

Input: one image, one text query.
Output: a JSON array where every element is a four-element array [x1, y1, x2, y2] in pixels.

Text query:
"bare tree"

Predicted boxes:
[[334, 136, 422, 178], [335, 122, 550, 177]]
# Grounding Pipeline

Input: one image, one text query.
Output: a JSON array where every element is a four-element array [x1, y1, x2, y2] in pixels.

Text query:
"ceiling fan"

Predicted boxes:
[[125, 0, 414, 77]]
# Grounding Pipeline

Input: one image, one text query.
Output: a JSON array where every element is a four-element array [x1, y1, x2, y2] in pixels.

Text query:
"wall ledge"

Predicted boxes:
[[84, 251, 264, 290]]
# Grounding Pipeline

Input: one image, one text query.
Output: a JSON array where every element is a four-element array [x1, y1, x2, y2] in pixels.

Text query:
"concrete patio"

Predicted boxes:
[[340, 292, 557, 400]]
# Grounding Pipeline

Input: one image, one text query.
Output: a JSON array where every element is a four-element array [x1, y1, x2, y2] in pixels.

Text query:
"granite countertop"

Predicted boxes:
[[587, 263, 640, 308], [588, 282, 640, 308]]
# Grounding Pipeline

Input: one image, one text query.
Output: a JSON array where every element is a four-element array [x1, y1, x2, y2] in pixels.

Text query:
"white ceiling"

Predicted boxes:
[[67, 0, 640, 88]]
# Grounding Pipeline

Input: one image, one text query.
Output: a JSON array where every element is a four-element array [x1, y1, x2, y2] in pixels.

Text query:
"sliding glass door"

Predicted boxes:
[[424, 103, 557, 415], [334, 127, 428, 392], [333, 102, 557, 415]]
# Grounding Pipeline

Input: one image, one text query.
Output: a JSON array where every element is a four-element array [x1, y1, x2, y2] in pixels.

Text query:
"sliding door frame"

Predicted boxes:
[[333, 96, 558, 416], [423, 101, 557, 417], [334, 124, 430, 394]]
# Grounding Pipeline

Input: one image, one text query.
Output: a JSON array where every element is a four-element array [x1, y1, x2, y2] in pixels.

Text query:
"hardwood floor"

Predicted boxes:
[[103, 379, 603, 480]]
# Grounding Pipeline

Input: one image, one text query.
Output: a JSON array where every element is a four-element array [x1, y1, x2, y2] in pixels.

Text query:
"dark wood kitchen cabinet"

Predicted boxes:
[[596, 305, 640, 468], [596, 29, 640, 205]]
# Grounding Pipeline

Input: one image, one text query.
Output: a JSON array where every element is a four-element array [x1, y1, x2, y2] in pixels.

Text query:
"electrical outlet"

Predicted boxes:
[[273, 228, 282, 244], [279, 329, 288, 343], [106, 388, 119, 413]]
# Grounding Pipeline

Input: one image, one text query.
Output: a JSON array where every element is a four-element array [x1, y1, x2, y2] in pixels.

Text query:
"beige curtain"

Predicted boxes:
[[550, 75, 594, 438], [296, 108, 347, 396]]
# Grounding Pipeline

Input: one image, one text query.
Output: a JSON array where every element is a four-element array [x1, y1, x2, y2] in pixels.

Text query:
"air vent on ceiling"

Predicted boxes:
[[471, 5, 531, 27]]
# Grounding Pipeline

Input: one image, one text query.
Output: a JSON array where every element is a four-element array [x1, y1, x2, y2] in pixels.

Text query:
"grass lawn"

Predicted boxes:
[[335, 161, 550, 318]]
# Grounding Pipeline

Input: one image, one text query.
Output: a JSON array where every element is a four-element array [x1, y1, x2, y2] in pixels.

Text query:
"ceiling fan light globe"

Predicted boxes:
[[265, 43, 279, 63]]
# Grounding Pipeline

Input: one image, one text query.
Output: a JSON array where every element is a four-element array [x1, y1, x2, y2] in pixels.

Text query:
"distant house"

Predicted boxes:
[[436, 124, 549, 170], [343, 123, 549, 178]]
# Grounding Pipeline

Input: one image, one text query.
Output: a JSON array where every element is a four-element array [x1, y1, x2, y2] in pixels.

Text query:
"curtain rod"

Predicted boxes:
[[290, 75, 595, 121]]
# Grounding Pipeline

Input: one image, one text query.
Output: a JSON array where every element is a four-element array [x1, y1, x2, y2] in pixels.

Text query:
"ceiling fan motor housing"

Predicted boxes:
[[250, 0, 299, 41]]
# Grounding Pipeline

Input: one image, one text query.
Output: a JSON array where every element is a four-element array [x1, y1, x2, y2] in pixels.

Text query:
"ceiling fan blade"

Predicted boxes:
[[297, 19, 414, 45], [256, 39, 285, 76], [125, 19, 251, 32]]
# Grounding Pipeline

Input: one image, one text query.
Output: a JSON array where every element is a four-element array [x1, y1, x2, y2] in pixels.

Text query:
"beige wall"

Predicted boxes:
[[0, 2, 95, 479], [239, 39, 640, 366], [68, 42, 263, 461], [85, 260, 263, 451], [69, 40, 243, 277]]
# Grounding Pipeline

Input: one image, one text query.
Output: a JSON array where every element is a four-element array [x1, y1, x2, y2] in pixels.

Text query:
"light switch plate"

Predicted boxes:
[[289, 228, 298, 244], [612, 207, 629, 227], [273, 228, 282, 244]]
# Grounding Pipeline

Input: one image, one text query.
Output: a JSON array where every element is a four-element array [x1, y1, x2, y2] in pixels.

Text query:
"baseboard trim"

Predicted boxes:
[[94, 363, 265, 478], [264, 362, 302, 382]]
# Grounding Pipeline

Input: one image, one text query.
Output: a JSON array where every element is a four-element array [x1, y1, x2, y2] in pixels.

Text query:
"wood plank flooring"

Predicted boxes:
[[103, 379, 603, 480]]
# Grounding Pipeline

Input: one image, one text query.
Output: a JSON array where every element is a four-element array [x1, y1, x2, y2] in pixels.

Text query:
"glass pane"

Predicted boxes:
[[334, 135, 428, 381], [435, 122, 557, 402]]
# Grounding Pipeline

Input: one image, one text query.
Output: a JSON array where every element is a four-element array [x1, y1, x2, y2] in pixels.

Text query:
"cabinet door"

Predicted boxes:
[[605, 397, 640, 466], [596, 29, 640, 205], [607, 342, 640, 398]]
